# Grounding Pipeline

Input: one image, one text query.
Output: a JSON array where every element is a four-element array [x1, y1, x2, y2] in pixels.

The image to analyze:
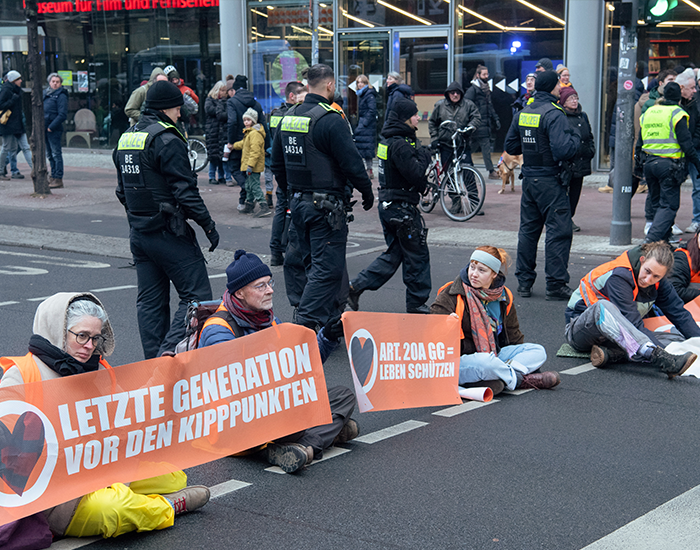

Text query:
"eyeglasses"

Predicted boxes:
[[251, 279, 275, 291], [68, 329, 106, 348]]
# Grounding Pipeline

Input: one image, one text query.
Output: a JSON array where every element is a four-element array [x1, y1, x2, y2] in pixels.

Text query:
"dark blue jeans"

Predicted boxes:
[[45, 129, 63, 179]]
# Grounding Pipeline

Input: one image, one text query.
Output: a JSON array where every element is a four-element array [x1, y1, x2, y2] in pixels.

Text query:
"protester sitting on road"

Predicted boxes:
[[198, 250, 359, 473], [669, 230, 700, 303], [0, 292, 209, 540], [430, 246, 561, 396], [565, 241, 699, 375]]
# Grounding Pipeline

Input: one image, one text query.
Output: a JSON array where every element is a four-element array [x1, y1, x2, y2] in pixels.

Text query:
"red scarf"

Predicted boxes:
[[223, 290, 274, 331], [462, 282, 505, 354]]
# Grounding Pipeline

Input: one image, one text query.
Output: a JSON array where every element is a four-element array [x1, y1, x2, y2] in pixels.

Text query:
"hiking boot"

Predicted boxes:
[[333, 418, 360, 445], [546, 285, 573, 301], [49, 178, 63, 189], [264, 443, 313, 473], [240, 201, 255, 214], [256, 201, 271, 217], [518, 371, 561, 390], [517, 286, 532, 298], [11, 172, 24, 179], [650, 347, 697, 379], [347, 285, 362, 311], [590, 345, 627, 368], [270, 252, 284, 266], [407, 304, 430, 314], [162, 485, 210, 515], [266, 191, 273, 208]]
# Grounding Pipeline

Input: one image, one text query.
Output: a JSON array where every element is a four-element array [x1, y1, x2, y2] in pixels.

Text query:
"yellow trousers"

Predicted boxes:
[[65, 471, 187, 538]]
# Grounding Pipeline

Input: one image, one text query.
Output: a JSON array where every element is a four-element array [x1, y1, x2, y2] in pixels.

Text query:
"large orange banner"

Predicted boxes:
[[0, 324, 331, 526], [643, 295, 700, 332], [341, 312, 462, 412]]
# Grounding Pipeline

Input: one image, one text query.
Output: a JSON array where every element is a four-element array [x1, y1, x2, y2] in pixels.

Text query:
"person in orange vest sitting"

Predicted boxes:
[[669, 231, 700, 303], [0, 292, 209, 540], [198, 250, 359, 474], [430, 246, 561, 396], [565, 241, 699, 375]]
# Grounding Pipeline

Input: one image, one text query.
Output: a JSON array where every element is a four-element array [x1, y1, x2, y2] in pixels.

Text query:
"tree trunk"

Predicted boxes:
[[25, 0, 50, 195]]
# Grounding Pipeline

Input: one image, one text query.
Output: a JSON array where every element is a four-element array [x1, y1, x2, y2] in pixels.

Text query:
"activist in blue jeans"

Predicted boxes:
[[430, 246, 561, 396], [198, 249, 359, 473], [0, 292, 209, 540], [44, 72, 68, 189]]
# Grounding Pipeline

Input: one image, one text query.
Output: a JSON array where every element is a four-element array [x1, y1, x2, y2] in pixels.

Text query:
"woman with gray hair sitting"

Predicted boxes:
[[0, 292, 209, 541]]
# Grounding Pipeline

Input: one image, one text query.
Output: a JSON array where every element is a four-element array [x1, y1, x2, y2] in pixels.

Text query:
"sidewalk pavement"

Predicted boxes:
[[1, 148, 696, 263]]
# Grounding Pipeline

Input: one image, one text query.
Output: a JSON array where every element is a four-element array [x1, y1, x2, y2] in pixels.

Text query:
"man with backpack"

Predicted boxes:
[[197, 249, 359, 473]]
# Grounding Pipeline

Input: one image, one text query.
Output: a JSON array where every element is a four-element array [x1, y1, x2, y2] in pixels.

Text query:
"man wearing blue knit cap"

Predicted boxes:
[[198, 249, 359, 473]]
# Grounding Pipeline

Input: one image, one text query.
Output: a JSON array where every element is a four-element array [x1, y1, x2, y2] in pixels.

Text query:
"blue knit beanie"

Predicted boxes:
[[226, 250, 272, 294]]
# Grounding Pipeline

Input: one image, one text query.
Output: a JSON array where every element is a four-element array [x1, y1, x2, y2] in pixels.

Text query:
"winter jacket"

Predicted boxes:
[[670, 246, 700, 304], [226, 89, 269, 151], [43, 86, 68, 133], [124, 67, 165, 124], [354, 86, 378, 159], [563, 104, 595, 178], [177, 83, 199, 104], [463, 79, 499, 139], [428, 81, 481, 147], [430, 274, 524, 356], [385, 82, 413, 120], [205, 96, 227, 163], [680, 95, 700, 151], [233, 124, 266, 173], [512, 92, 533, 114], [0, 80, 25, 136]]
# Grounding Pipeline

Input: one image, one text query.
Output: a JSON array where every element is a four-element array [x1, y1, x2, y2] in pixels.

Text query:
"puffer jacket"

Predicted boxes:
[[428, 81, 481, 146], [463, 79, 499, 139], [43, 86, 68, 132], [354, 85, 378, 159], [385, 82, 413, 119], [563, 104, 595, 178], [0, 80, 24, 136], [233, 124, 266, 173], [205, 96, 227, 163]]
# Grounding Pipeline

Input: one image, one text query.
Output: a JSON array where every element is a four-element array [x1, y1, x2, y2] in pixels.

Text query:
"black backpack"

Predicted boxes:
[[174, 300, 243, 353]]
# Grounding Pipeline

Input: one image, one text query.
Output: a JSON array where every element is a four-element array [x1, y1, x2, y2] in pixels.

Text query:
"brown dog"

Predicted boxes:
[[497, 152, 523, 194]]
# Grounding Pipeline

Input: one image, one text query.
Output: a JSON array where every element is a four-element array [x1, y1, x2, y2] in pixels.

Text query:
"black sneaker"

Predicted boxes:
[[545, 286, 573, 301], [517, 286, 532, 298], [218, 178, 226, 185]]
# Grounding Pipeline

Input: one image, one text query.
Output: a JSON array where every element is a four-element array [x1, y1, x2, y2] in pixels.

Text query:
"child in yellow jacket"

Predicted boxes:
[[233, 108, 269, 217]]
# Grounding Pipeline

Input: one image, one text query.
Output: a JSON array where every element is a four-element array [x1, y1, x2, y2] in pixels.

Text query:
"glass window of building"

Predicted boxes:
[[338, 0, 449, 28]]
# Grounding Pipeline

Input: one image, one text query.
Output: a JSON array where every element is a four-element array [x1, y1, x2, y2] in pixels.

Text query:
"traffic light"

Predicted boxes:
[[644, 0, 678, 24]]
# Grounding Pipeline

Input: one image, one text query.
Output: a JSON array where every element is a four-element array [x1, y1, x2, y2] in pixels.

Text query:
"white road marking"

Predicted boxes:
[[503, 388, 534, 396], [0, 265, 48, 275], [347, 245, 386, 259], [354, 420, 428, 444], [209, 273, 227, 279], [562, 363, 596, 375], [0, 249, 109, 268], [265, 446, 351, 474], [581, 484, 700, 549], [50, 537, 100, 549], [432, 400, 499, 418], [0, 301, 19, 306], [27, 295, 53, 302], [209, 478, 252, 498], [89, 285, 137, 292]]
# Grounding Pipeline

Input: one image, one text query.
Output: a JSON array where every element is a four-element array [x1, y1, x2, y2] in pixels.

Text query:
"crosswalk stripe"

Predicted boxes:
[[265, 446, 351, 474], [562, 363, 596, 375], [432, 399, 498, 418], [354, 420, 428, 444]]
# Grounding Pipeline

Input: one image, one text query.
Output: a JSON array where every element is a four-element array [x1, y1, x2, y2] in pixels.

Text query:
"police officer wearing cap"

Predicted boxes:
[[271, 64, 374, 330], [347, 98, 432, 313], [115, 80, 220, 359], [504, 70, 580, 301], [636, 81, 700, 243]]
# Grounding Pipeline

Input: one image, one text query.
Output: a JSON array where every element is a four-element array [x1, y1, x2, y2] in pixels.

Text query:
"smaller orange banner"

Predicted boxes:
[[643, 295, 700, 332], [341, 312, 461, 412]]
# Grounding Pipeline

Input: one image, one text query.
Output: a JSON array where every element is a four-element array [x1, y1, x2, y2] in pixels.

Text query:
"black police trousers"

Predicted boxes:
[[130, 225, 212, 359], [269, 186, 290, 256], [285, 195, 348, 329], [351, 202, 431, 311], [515, 175, 573, 292], [644, 156, 684, 243]]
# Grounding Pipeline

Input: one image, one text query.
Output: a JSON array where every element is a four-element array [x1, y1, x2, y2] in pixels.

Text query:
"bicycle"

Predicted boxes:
[[420, 121, 486, 222], [187, 136, 208, 173]]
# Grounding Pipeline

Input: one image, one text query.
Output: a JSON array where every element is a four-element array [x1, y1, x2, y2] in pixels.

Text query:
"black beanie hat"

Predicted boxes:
[[146, 80, 184, 110], [664, 81, 682, 102], [226, 249, 272, 294], [232, 74, 248, 91], [535, 70, 559, 93], [393, 97, 419, 122]]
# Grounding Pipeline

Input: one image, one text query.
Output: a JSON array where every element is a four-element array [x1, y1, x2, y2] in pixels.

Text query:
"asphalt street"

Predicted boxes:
[[2, 155, 700, 549]]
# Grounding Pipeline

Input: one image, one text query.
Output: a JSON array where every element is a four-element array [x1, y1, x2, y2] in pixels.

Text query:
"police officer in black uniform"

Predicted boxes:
[[115, 80, 220, 359], [271, 64, 374, 330], [504, 70, 580, 301], [347, 98, 432, 313], [269, 81, 307, 266]]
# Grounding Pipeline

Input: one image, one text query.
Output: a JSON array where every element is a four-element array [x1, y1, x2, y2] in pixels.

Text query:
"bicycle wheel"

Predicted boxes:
[[419, 166, 439, 213], [187, 137, 209, 173], [439, 164, 486, 222]]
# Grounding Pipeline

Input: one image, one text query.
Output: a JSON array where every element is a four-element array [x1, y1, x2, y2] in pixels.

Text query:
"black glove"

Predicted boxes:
[[362, 189, 374, 211], [494, 118, 501, 131], [430, 140, 440, 151], [323, 315, 344, 341], [206, 227, 220, 252]]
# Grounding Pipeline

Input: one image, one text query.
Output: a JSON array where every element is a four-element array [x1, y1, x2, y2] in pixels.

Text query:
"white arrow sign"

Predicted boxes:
[[508, 78, 519, 91], [488, 78, 493, 91], [642, 76, 648, 89], [496, 79, 506, 92]]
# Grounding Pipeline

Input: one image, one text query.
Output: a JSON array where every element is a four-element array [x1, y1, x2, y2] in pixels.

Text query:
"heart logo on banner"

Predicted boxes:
[[0, 411, 46, 497], [350, 336, 375, 386]]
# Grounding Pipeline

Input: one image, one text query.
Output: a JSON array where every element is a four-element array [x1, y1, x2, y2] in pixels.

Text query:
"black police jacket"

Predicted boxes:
[[114, 109, 215, 233], [377, 113, 431, 204], [504, 91, 580, 178], [270, 92, 372, 199]]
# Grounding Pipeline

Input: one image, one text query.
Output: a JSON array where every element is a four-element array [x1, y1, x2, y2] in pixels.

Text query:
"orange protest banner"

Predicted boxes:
[[643, 295, 700, 333], [0, 323, 331, 526], [341, 312, 462, 412]]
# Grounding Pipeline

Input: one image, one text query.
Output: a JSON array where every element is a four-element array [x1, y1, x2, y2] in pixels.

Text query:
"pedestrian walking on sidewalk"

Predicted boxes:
[[233, 108, 270, 217], [0, 70, 32, 180], [44, 72, 68, 189]]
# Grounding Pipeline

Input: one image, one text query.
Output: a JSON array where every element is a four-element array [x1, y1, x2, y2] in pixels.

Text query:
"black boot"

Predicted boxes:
[[590, 345, 628, 368], [266, 191, 273, 208], [650, 347, 697, 379]]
